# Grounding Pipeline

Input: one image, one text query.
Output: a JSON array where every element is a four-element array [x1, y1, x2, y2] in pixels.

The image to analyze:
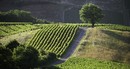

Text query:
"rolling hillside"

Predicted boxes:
[[76, 28, 130, 63], [0, 23, 130, 69], [57, 26, 130, 69]]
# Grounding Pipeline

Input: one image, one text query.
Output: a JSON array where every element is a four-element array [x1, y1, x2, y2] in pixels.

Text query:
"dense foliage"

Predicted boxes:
[[5, 40, 19, 51], [28, 25, 78, 56], [0, 46, 17, 69], [0, 40, 57, 69], [79, 3, 104, 27], [0, 10, 50, 24], [13, 46, 39, 68], [0, 10, 36, 22]]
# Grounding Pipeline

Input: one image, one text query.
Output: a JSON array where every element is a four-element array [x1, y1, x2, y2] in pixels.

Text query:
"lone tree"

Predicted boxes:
[[79, 3, 104, 28]]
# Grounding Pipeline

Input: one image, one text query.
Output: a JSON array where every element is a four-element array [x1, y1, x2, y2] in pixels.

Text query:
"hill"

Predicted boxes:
[[0, 0, 130, 25], [75, 28, 130, 63], [0, 23, 130, 68], [57, 26, 130, 69]]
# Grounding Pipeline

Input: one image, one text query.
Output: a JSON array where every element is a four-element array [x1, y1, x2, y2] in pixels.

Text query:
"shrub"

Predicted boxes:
[[35, 19, 50, 24], [12, 46, 39, 68], [12, 46, 57, 68], [0, 46, 17, 69], [5, 40, 19, 51], [39, 50, 57, 65], [1, 39, 58, 68]]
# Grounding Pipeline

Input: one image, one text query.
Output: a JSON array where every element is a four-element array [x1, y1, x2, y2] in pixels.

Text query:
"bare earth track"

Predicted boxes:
[[52, 27, 87, 65]]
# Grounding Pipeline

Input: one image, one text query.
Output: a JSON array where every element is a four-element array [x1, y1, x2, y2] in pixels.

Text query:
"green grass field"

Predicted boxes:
[[57, 57, 130, 69]]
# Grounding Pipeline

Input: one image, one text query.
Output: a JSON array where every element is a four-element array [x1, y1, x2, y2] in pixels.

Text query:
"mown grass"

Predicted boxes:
[[57, 57, 130, 69]]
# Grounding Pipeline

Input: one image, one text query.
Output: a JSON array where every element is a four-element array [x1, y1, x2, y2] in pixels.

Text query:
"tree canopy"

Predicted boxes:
[[79, 3, 104, 27], [0, 40, 57, 69]]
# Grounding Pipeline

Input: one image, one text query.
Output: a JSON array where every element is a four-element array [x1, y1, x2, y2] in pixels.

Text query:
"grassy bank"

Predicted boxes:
[[57, 27, 130, 69], [75, 28, 130, 64]]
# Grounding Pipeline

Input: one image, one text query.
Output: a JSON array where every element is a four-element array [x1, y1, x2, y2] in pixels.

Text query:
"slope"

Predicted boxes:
[[27, 25, 79, 56], [76, 28, 130, 64], [57, 25, 130, 69]]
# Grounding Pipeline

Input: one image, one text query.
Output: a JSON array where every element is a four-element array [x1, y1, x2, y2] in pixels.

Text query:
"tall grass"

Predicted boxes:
[[76, 28, 130, 63]]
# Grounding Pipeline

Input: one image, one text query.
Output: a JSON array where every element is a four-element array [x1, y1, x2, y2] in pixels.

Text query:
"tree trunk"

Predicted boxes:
[[91, 20, 95, 28]]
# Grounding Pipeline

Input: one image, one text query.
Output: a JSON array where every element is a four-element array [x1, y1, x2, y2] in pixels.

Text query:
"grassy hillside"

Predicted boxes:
[[76, 28, 130, 63], [57, 26, 130, 69], [1, 23, 130, 68]]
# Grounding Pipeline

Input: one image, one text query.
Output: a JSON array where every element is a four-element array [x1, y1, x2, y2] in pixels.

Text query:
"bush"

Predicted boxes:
[[0, 46, 17, 69], [5, 40, 20, 51], [1, 40, 57, 68], [12, 46, 39, 68], [13, 46, 57, 68], [47, 53, 57, 61], [39, 50, 57, 65], [35, 19, 50, 24]]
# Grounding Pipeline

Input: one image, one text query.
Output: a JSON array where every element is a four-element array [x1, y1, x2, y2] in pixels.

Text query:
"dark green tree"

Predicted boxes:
[[0, 40, 58, 69], [5, 39, 19, 51], [38, 49, 57, 65], [0, 46, 17, 69], [79, 3, 104, 28], [12, 46, 39, 69]]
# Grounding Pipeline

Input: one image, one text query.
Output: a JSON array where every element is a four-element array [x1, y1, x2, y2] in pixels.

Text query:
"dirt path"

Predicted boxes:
[[52, 27, 87, 65]]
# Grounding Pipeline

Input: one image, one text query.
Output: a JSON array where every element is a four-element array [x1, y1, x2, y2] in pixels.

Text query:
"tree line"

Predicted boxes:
[[0, 10, 49, 24]]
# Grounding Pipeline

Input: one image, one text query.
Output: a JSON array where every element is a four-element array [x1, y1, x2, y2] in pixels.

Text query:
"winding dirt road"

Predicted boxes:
[[52, 27, 87, 65]]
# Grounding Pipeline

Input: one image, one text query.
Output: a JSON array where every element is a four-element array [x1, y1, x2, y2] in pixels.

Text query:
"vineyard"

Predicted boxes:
[[28, 25, 79, 56], [57, 57, 130, 69], [59, 23, 130, 31], [0, 22, 32, 25], [0, 22, 37, 37], [1, 23, 129, 37]]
